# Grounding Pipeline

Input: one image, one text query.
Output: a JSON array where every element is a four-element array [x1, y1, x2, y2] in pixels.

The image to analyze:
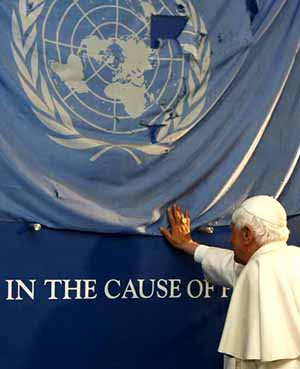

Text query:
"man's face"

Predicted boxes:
[[229, 223, 249, 265]]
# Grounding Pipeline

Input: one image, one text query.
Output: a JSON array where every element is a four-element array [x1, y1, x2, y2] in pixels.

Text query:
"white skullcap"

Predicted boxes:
[[240, 195, 287, 228]]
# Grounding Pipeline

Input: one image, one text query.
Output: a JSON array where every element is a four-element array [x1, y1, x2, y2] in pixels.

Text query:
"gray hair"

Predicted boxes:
[[231, 207, 290, 245]]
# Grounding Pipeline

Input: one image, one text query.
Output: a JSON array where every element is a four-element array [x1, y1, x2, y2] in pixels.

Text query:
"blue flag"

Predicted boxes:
[[0, 0, 300, 234]]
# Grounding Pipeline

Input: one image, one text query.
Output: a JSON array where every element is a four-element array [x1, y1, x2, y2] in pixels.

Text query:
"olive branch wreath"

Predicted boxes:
[[157, 0, 211, 144], [11, 0, 170, 165]]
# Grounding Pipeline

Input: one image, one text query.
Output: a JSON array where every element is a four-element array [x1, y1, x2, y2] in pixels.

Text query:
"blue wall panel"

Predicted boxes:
[[0, 216, 299, 369]]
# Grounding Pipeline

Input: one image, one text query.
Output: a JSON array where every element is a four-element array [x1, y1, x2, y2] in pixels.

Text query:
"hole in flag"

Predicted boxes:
[[150, 15, 188, 49]]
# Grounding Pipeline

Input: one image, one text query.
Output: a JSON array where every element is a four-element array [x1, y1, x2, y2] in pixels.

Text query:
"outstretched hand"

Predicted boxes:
[[160, 204, 198, 255]]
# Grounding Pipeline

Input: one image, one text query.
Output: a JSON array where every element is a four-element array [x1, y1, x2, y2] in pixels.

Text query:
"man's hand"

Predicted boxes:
[[160, 204, 199, 255]]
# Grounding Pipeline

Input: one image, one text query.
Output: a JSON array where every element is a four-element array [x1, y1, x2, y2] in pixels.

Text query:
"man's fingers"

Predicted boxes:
[[167, 207, 176, 228], [173, 204, 184, 224], [165, 204, 190, 235], [160, 227, 172, 241], [184, 210, 191, 228]]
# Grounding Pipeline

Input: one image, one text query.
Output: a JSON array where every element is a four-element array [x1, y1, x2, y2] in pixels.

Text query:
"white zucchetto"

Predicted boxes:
[[239, 195, 287, 228]]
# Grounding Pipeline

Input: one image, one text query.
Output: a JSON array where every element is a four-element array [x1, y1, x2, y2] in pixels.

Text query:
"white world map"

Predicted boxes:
[[51, 33, 155, 118]]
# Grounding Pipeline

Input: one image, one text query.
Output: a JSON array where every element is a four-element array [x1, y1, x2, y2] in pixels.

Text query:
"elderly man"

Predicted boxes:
[[160, 196, 300, 369]]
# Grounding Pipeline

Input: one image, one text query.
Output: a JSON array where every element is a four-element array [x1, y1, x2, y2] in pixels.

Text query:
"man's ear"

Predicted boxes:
[[242, 225, 254, 244]]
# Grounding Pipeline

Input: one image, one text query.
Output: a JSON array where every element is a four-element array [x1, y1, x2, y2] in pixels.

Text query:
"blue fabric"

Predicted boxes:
[[1, 0, 300, 234]]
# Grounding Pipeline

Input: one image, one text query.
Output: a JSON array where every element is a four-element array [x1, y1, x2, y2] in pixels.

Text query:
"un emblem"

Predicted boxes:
[[11, 0, 210, 164]]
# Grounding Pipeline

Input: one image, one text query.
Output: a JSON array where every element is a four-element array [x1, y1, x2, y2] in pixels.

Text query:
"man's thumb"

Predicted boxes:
[[160, 227, 172, 241]]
